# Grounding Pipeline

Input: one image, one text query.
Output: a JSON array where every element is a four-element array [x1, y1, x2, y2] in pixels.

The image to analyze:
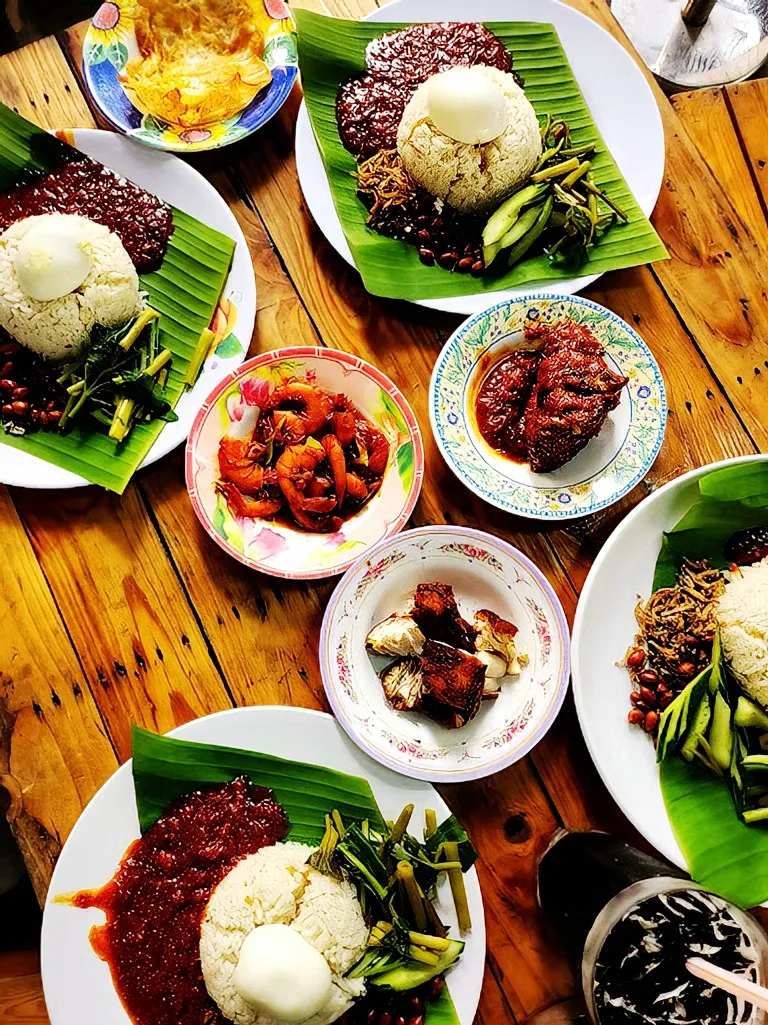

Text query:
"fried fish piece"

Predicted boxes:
[[411, 582, 475, 650], [474, 608, 528, 676], [366, 615, 426, 657], [420, 640, 485, 729], [380, 656, 424, 711]]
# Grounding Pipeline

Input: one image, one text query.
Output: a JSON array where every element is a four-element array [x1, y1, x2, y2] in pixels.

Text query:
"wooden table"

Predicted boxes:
[[1, 1, 767, 1021]]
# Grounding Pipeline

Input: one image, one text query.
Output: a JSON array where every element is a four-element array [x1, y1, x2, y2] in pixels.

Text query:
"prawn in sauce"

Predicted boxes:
[[217, 377, 390, 532]]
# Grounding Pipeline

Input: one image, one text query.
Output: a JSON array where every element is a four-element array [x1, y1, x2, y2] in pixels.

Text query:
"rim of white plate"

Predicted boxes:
[[0, 127, 255, 490], [572, 453, 768, 867], [319, 524, 572, 782], [294, 0, 665, 315]]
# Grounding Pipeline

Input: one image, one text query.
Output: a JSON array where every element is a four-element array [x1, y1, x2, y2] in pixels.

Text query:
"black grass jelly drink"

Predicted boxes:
[[538, 832, 768, 1025]]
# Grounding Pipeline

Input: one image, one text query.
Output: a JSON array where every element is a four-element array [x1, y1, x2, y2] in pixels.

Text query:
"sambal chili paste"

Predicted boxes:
[[67, 776, 289, 1025]]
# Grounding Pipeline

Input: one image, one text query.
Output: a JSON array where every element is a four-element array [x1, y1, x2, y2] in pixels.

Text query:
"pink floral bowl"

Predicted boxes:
[[185, 347, 424, 580], [320, 525, 571, 782]]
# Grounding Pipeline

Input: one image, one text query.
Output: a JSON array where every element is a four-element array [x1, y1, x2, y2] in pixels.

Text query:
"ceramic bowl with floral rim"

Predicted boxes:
[[319, 525, 570, 782], [186, 347, 424, 580], [82, 0, 298, 152], [429, 294, 666, 521]]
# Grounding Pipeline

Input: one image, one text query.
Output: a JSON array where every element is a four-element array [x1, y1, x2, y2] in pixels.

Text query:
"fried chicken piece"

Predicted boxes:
[[380, 656, 424, 711], [420, 640, 485, 729], [522, 324, 627, 473], [366, 615, 426, 657], [474, 608, 528, 676], [411, 582, 475, 650]]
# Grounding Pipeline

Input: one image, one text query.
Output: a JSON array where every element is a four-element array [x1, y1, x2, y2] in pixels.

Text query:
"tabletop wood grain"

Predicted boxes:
[[1, 0, 767, 1021]]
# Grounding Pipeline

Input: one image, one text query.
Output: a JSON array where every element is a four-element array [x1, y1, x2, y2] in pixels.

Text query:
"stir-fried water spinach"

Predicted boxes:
[[309, 804, 477, 990], [56, 307, 178, 442]]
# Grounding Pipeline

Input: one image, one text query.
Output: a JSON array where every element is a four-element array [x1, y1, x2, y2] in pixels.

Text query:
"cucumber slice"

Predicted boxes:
[[483, 203, 544, 268], [370, 939, 465, 991], [482, 183, 547, 246], [506, 196, 554, 269]]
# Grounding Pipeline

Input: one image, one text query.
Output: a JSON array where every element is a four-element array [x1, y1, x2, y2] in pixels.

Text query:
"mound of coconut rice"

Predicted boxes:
[[200, 842, 368, 1025], [717, 558, 768, 706], [397, 64, 542, 215], [0, 213, 143, 362]]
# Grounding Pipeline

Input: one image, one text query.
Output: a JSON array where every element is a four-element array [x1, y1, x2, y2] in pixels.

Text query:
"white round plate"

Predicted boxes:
[[0, 128, 255, 490], [294, 0, 665, 316], [41, 707, 485, 1025], [572, 454, 768, 868], [430, 294, 666, 522], [320, 525, 571, 782]]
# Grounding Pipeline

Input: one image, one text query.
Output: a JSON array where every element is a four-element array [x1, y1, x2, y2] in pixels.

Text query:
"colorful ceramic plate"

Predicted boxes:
[[186, 347, 424, 580], [40, 707, 485, 1025], [0, 128, 254, 491], [83, 0, 298, 152], [430, 294, 666, 522], [320, 525, 571, 782]]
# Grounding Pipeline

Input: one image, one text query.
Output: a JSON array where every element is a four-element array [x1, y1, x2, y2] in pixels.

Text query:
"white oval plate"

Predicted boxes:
[[41, 707, 485, 1025], [430, 294, 666, 522], [572, 454, 768, 867], [320, 525, 571, 782], [0, 128, 255, 490], [294, 0, 665, 316]]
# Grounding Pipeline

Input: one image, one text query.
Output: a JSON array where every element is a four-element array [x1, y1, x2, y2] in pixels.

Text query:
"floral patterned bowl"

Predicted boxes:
[[430, 294, 667, 521], [185, 347, 424, 580], [319, 525, 570, 782], [82, 0, 298, 152]]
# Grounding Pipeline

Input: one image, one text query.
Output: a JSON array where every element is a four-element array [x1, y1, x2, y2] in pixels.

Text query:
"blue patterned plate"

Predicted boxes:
[[430, 294, 667, 521], [82, 0, 298, 152]]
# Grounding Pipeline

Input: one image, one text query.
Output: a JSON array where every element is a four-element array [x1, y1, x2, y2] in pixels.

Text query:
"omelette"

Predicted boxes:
[[125, 0, 273, 128]]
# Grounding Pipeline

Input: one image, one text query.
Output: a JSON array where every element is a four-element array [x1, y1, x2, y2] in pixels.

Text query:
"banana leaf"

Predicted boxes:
[[131, 725, 384, 839], [653, 463, 768, 589], [295, 9, 668, 302], [0, 105, 235, 493], [655, 461, 768, 907], [660, 757, 768, 908], [131, 727, 461, 1023]]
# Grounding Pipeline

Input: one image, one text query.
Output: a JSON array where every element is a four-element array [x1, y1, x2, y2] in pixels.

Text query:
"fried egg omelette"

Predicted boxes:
[[125, 0, 273, 129]]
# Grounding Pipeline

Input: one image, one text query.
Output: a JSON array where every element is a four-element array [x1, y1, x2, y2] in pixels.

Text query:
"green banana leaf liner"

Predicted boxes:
[[295, 9, 668, 302], [132, 726, 463, 1023], [655, 463, 768, 907], [0, 105, 236, 493]]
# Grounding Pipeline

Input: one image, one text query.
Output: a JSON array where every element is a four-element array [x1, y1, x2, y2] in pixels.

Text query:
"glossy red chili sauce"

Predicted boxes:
[[69, 777, 289, 1025], [337, 22, 513, 159], [0, 153, 174, 273], [474, 350, 542, 461]]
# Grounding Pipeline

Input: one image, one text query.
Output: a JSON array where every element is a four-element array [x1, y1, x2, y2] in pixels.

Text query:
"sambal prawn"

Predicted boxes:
[[216, 377, 390, 532]]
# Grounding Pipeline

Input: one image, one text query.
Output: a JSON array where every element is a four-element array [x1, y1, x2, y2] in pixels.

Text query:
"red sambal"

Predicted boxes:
[[474, 350, 543, 462], [67, 776, 289, 1025], [0, 151, 173, 274]]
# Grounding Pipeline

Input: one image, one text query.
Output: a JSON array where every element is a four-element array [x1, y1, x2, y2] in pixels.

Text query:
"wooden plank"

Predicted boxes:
[[726, 80, 768, 219], [670, 87, 765, 239], [0, 487, 118, 900], [0, 950, 48, 1025], [444, 764, 576, 1019], [13, 487, 235, 761]]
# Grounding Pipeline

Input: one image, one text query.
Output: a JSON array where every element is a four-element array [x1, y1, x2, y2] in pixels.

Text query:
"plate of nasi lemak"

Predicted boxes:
[[294, 0, 667, 314], [41, 707, 485, 1025], [0, 111, 255, 492]]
